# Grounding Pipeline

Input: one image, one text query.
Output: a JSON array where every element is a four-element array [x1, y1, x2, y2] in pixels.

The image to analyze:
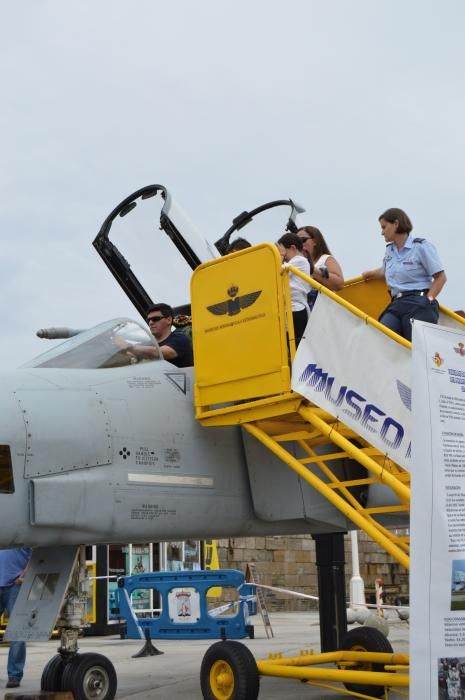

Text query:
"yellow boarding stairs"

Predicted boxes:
[[191, 243, 465, 699]]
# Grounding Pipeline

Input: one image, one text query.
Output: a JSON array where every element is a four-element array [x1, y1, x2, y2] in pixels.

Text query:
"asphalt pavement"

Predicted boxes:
[[0, 611, 410, 699]]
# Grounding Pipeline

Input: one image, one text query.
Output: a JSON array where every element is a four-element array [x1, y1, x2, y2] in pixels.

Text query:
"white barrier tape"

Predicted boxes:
[[87, 575, 118, 581], [86, 577, 409, 614], [209, 602, 239, 617], [255, 583, 409, 612], [209, 596, 256, 618], [255, 583, 319, 601], [351, 601, 409, 612]]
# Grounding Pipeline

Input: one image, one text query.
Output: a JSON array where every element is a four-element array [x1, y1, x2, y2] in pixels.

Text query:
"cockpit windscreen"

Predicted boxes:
[[23, 319, 160, 369]]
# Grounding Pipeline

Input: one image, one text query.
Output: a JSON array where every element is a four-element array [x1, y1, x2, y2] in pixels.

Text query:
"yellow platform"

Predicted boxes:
[[192, 243, 465, 698], [191, 243, 465, 570]]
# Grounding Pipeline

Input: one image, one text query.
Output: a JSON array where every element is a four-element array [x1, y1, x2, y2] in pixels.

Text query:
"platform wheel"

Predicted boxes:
[[60, 651, 117, 700], [201, 640, 259, 700], [340, 626, 394, 698], [41, 653, 67, 691]]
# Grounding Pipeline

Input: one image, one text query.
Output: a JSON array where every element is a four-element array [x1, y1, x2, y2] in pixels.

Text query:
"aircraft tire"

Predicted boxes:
[[200, 640, 259, 700], [41, 653, 66, 691], [60, 651, 117, 700], [340, 626, 394, 698]]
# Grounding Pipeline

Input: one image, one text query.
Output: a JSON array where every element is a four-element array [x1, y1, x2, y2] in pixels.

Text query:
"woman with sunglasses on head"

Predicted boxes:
[[297, 226, 344, 310], [362, 207, 446, 341]]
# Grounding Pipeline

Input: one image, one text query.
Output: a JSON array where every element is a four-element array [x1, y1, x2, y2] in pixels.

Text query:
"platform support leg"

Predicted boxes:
[[132, 628, 164, 658], [313, 532, 347, 652]]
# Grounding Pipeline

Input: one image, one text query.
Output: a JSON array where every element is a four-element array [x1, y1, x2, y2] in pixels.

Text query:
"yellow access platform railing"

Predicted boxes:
[[191, 242, 465, 573], [192, 242, 465, 698]]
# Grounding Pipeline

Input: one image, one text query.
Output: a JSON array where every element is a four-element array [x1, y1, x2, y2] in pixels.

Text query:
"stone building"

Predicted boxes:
[[217, 532, 408, 612]]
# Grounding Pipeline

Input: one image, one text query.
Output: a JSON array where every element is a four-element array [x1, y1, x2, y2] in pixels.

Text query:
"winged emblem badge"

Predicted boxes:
[[396, 379, 412, 411], [207, 285, 262, 317]]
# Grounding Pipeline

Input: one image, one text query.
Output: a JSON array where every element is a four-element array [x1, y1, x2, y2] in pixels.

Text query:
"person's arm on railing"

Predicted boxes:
[[285, 263, 412, 348], [313, 256, 344, 291], [361, 267, 385, 281]]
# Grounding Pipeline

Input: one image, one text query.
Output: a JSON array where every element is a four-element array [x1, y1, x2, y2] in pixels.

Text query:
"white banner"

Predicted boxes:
[[292, 294, 412, 468], [411, 321, 465, 698]]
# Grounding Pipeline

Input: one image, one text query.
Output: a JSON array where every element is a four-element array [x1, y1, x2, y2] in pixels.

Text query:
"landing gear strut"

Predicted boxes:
[[40, 546, 117, 700], [313, 532, 348, 652]]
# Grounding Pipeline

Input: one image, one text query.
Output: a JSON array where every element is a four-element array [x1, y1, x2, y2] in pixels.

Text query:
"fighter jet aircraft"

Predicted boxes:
[[0, 186, 332, 698], [3, 184, 459, 699]]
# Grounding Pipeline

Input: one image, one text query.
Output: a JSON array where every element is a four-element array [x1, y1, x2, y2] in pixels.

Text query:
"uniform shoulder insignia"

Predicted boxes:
[[413, 237, 425, 243]]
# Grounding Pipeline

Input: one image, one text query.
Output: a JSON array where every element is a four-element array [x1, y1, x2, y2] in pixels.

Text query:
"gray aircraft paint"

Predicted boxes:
[[0, 340, 391, 549]]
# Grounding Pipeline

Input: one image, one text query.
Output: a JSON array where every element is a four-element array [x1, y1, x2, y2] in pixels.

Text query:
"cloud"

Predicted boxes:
[[1, 0, 464, 367]]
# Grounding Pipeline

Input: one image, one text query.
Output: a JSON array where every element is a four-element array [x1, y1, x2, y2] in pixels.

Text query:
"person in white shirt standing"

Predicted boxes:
[[277, 233, 311, 346], [297, 226, 344, 311]]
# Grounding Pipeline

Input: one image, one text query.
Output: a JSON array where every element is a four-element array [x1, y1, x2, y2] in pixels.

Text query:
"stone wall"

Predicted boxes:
[[217, 532, 408, 612]]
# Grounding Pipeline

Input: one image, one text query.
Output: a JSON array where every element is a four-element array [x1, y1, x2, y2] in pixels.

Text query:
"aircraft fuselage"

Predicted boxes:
[[0, 358, 316, 548]]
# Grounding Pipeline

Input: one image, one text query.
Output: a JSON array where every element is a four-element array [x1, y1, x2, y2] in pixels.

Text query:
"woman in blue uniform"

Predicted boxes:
[[362, 208, 447, 341]]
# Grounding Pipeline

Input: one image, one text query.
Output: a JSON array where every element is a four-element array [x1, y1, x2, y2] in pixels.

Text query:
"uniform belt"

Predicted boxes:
[[391, 289, 429, 300]]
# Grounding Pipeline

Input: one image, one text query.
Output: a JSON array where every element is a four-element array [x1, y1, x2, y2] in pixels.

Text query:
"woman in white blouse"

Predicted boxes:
[[277, 233, 311, 346], [297, 226, 344, 290], [297, 226, 344, 310]]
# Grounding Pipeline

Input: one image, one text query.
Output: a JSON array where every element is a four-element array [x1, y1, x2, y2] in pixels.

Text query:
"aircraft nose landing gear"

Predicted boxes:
[[41, 651, 117, 700], [60, 652, 117, 700], [40, 547, 117, 700], [41, 653, 66, 691]]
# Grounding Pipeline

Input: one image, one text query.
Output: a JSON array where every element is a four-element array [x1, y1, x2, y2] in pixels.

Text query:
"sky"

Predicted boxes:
[[1, 1, 465, 368]]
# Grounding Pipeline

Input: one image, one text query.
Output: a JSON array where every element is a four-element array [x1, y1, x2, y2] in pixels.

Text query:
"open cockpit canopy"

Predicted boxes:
[[92, 185, 219, 320], [92, 184, 305, 319]]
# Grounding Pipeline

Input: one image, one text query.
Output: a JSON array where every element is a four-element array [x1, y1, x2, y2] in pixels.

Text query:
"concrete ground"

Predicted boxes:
[[0, 612, 409, 699]]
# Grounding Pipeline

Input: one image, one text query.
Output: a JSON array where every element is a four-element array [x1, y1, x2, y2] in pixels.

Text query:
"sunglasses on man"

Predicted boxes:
[[146, 315, 165, 323]]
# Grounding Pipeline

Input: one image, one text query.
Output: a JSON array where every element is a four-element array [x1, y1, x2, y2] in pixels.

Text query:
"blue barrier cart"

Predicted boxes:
[[117, 569, 255, 640]]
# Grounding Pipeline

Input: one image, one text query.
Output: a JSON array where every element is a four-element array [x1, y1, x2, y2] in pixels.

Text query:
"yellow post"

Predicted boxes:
[[204, 540, 222, 597], [244, 422, 410, 570]]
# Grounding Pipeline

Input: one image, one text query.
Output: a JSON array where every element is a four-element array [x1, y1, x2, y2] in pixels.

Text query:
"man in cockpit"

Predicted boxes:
[[116, 303, 193, 368], [145, 304, 193, 368]]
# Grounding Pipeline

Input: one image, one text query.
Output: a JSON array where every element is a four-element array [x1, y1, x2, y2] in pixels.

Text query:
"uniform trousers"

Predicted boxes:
[[379, 294, 439, 342]]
